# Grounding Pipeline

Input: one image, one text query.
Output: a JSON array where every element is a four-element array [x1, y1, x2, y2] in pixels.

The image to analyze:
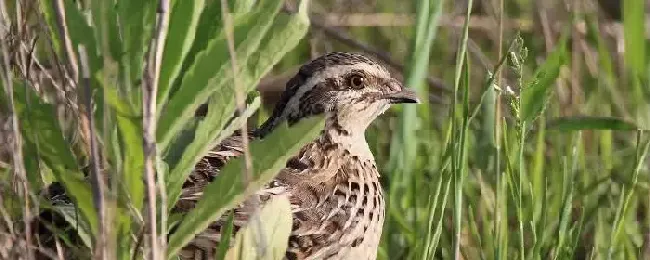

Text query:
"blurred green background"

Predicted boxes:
[[1, 0, 649, 259]]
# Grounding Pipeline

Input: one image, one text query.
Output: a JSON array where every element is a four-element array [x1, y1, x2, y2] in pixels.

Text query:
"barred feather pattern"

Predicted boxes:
[[177, 127, 385, 260]]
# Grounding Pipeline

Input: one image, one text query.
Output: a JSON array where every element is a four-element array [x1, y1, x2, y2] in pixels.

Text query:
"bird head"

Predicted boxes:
[[257, 52, 419, 137]]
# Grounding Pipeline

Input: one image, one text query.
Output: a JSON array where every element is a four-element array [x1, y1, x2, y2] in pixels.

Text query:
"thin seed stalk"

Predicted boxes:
[[518, 121, 526, 260], [78, 45, 108, 260], [451, 0, 472, 258]]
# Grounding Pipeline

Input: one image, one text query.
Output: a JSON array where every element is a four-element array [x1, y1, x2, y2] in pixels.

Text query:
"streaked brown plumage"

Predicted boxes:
[[176, 52, 419, 259], [33, 52, 418, 260]]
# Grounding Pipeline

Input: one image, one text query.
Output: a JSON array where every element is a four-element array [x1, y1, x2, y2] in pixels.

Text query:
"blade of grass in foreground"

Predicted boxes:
[[450, 0, 472, 258], [165, 7, 310, 207], [166, 116, 324, 257], [387, 0, 443, 256], [622, 0, 646, 80], [156, 0, 206, 108], [157, 1, 284, 150], [547, 116, 638, 131], [608, 132, 650, 259]]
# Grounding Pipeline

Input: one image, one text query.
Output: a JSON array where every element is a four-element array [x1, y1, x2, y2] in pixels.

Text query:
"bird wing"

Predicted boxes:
[[175, 140, 330, 259], [178, 139, 380, 260], [173, 130, 255, 213]]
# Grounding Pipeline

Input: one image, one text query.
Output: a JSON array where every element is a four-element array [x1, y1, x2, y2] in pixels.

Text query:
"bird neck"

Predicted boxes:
[[321, 112, 374, 161]]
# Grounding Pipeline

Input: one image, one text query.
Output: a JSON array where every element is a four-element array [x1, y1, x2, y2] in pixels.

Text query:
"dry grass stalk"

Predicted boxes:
[[78, 45, 107, 260], [143, 0, 170, 258], [220, 0, 253, 184], [0, 0, 33, 259], [51, 0, 92, 155]]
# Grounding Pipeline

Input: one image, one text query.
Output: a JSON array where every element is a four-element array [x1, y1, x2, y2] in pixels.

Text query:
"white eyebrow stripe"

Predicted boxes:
[[280, 64, 390, 119]]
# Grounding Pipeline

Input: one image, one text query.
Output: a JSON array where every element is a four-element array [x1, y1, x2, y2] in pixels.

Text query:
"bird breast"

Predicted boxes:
[[280, 141, 385, 260]]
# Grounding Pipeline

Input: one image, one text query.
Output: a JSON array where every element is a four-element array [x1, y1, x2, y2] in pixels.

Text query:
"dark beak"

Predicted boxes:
[[385, 88, 420, 104]]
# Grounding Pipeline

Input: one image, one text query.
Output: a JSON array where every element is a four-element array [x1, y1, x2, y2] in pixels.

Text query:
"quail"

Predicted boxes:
[[177, 52, 420, 260]]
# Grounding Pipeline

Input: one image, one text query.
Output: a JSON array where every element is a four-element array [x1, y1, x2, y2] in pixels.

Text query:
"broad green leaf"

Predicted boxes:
[[116, 115, 144, 210], [547, 116, 638, 131], [117, 0, 155, 107], [91, 0, 122, 61], [224, 195, 293, 260], [520, 32, 568, 122], [166, 7, 310, 206], [233, 0, 256, 12], [104, 86, 137, 116], [64, 1, 102, 75], [64, 0, 115, 128], [173, 0, 223, 94], [166, 116, 324, 257], [166, 95, 259, 208], [13, 86, 98, 235], [157, 0, 284, 150], [157, 0, 206, 107], [242, 12, 310, 91]]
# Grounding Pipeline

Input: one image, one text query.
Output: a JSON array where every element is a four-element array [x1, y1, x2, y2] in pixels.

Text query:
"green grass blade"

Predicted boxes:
[[156, 0, 206, 108], [38, 0, 62, 55], [233, 0, 256, 12], [450, 1, 472, 259], [116, 115, 144, 210], [390, 0, 443, 173], [166, 96, 259, 208], [166, 116, 324, 257], [166, 9, 310, 206], [117, 0, 156, 90], [520, 33, 568, 123], [91, 0, 122, 62], [609, 132, 650, 259], [547, 116, 638, 131], [174, 0, 223, 90], [63, 0, 102, 76], [623, 0, 646, 78], [157, 0, 284, 150], [215, 211, 235, 260]]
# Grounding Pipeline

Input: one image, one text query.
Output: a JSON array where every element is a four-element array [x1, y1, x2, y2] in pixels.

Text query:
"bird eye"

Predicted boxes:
[[349, 74, 365, 89]]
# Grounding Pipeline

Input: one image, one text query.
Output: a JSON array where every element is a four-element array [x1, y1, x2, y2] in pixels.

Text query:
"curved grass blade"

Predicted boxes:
[[165, 6, 310, 207], [156, 0, 206, 108], [157, 0, 284, 150], [166, 116, 324, 257], [547, 116, 638, 131], [166, 96, 259, 208], [168, 8, 309, 211], [520, 32, 568, 123], [623, 0, 646, 77]]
